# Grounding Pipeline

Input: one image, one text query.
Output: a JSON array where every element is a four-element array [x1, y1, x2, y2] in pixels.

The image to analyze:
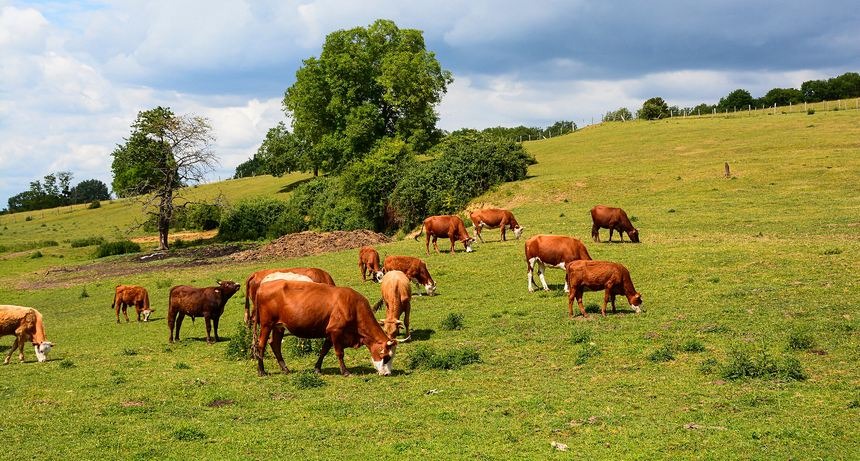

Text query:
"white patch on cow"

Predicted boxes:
[[374, 271, 384, 283], [514, 226, 524, 239], [555, 262, 567, 269], [425, 283, 436, 296], [528, 271, 535, 292], [564, 281, 569, 293], [538, 271, 549, 291], [142, 309, 152, 321], [261, 272, 314, 284], [632, 302, 643, 313], [34, 342, 53, 363]]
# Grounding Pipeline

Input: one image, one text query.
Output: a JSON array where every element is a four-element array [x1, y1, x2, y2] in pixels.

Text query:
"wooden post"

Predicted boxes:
[[724, 162, 731, 178]]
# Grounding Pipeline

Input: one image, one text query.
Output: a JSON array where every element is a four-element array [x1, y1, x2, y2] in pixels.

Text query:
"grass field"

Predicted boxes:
[[1, 109, 858, 459]]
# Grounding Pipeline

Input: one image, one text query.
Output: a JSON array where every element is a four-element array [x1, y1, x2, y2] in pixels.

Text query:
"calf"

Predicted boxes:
[[372, 270, 412, 339], [525, 234, 592, 292], [383, 255, 436, 296], [358, 246, 384, 282], [0, 305, 54, 364], [168, 281, 241, 344], [415, 215, 475, 255], [469, 208, 524, 242], [111, 285, 152, 323], [590, 205, 640, 243], [565, 260, 643, 318], [243, 267, 336, 326], [255, 280, 404, 376]]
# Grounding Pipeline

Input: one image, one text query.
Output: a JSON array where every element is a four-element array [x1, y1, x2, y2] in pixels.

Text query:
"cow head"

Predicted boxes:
[[425, 282, 437, 296], [513, 225, 525, 239], [369, 339, 398, 376], [628, 229, 640, 243], [628, 292, 643, 313], [463, 237, 476, 253], [372, 271, 384, 283], [216, 280, 241, 299], [34, 342, 54, 363], [142, 308, 153, 322]]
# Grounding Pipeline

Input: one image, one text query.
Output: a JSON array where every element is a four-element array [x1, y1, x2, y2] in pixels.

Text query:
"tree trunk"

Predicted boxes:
[[313, 166, 319, 177], [157, 187, 173, 251]]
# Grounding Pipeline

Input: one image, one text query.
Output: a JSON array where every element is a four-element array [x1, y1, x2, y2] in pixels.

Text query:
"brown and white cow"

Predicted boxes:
[[358, 246, 384, 282], [111, 285, 152, 323], [372, 270, 412, 339], [254, 280, 403, 376], [469, 208, 524, 242], [590, 205, 640, 243], [168, 281, 241, 344], [383, 255, 436, 296], [525, 234, 592, 292], [414, 215, 475, 255], [0, 305, 53, 364], [565, 260, 643, 318], [243, 267, 336, 326]]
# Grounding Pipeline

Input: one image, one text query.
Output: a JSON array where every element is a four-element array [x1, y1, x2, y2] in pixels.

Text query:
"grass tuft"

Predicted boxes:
[[121, 348, 137, 356], [648, 343, 676, 362], [569, 327, 592, 345], [440, 312, 465, 331], [787, 330, 816, 351], [172, 427, 207, 442], [174, 362, 191, 370], [155, 279, 173, 289], [719, 348, 807, 381], [70, 236, 106, 248], [58, 359, 75, 369], [406, 344, 481, 370], [680, 338, 705, 353], [287, 337, 325, 357], [293, 371, 326, 389], [574, 343, 600, 365], [94, 240, 140, 258], [225, 322, 254, 360], [79, 287, 89, 299], [822, 248, 842, 255]]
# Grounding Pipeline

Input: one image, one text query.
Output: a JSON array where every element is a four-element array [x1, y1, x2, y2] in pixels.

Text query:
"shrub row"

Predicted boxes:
[[94, 240, 141, 258]]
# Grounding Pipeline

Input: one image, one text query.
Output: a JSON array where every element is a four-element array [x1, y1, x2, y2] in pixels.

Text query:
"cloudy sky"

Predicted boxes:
[[1, 0, 858, 208]]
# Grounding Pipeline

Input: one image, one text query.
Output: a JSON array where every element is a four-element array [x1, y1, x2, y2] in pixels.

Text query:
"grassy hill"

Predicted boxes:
[[1, 109, 858, 459]]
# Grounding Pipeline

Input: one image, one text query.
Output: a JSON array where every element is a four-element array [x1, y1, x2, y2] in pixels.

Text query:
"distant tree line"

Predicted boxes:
[[6, 172, 110, 213]]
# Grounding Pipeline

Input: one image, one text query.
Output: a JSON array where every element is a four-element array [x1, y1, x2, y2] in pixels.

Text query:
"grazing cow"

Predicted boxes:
[[0, 305, 54, 364], [372, 271, 413, 339], [414, 215, 475, 255], [565, 260, 643, 318], [469, 208, 524, 242], [590, 205, 640, 243], [243, 267, 336, 326], [358, 246, 384, 282], [525, 235, 592, 292], [168, 281, 241, 344], [111, 285, 152, 323], [255, 280, 404, 376], [382, 255, 436, 296]]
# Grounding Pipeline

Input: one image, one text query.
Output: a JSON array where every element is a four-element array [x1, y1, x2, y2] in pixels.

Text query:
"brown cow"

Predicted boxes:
[[525, 234, 592, 292], [243, 267, 336, 326], [372, 271, 412, 339], [383, 255, 436, 296], [590, 205, 640, 243], [168, 281, 241, 344], [469, 208, 524, 242], [0, 305, 53, 364], [254, 280, 404, 376], [565, 260, 643, 318], [111, 285, 152, 323], [414, 215, 475, 255], [358, 246, 384, 282]]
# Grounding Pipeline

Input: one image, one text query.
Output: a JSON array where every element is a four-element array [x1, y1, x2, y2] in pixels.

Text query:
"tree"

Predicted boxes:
[[638, 97, 670, 120], [256, 122, 307, 176], [111, 107, 217, 250], [602, 108, 632, 122], [718, 89, 755, 111], [283, 19, 452, 174], [760, 88, 804, 107], [69, 179, 110, 203]]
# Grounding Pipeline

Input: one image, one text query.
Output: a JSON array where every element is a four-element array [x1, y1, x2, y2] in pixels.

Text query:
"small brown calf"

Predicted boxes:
[[372, 270, 412, 339], [565, 260, 642, 318]]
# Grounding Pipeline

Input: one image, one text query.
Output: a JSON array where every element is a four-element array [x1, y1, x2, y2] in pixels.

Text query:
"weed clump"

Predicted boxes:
[[288, 337, 324, 357], [406, 344, 481, 370], [58, 359, 76, 369], [807, 109, 815, 115], [440, 312, 465, 331], [29, 251, 43, 259], [172, 427, 207, 442], [175, 362, 191, 370], [822, 248, 842, 255], [787, 331, 816, 351], [680, 339, 705, 353], [155, 279, 173, 289], [94, 240, 140, 258], [79, 287, 89, 299], [719, 348, 806, 381], [88, 200, 101, 209], [121, 348, 137, 356], [225, 322, 254, 360], [294, 371, 326, 389], [569, 328, 592, 345], [648, 343, 676, 362], [70, 236, 106, 248], [574, 343, 600, 365]]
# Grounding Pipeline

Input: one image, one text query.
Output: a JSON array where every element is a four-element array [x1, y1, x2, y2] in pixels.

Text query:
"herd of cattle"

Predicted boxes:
[[1, 205, 643, 376]]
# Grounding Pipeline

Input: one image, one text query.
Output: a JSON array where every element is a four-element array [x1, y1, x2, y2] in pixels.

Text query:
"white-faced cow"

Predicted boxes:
[[372, 270, 412, 339], [358, 246, 384, 282], [254, 280, 405, 376], [0, 305, 54, 364], [565, 260, 643, 318], [414, 215, 475, 255], [383, 255, 436, 296], [590, 205, 640, 243], [168, 281, 241, 344], [525, 234, 592, 292], [111, 285, 152, 323], [243, 267, 336, 327], [469, 208, 524, 242]]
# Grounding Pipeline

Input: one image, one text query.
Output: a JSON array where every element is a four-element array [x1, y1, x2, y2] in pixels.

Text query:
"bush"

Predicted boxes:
[[287, 337, 325, 357], [218, 197, 289, 241], [70, 236, 106, 248], [807, 109, 815, 115], [648, 344, 676, 362], [94, 240, 141, 258], [88, 200, 101, 209], [29, 251, 43, 259], [294, 371, 326, 389], [720, 347, 807, 381], [440, 312, 465, 331], [787, 331, 816, 351], [406, 344, 481, 370], [225, 322, 254, 360]]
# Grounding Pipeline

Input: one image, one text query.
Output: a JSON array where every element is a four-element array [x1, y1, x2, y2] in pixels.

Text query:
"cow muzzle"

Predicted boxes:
[[514, 226, 524, 239], [34, 342, 53, 363], [142, 309, 153, 321]]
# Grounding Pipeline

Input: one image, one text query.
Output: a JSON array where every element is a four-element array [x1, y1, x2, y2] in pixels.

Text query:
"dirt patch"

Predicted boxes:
[[231, 230, 391, 262], [207, 399, 235, 408]]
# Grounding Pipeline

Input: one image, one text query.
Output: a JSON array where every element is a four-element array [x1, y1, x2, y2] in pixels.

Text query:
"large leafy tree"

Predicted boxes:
[[638, 97, 670, 120], [283, 19, 452, 175], [69, 179, 110, 203], [111, 107, 217, 250], [718, 89, 755, 111]]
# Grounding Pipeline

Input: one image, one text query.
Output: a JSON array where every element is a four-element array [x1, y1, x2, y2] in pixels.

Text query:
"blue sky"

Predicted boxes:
[[1, 0, 858, 208]]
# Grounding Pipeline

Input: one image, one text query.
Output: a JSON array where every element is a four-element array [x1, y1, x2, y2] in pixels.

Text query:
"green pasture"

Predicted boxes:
[[1, 109, 858, 459]]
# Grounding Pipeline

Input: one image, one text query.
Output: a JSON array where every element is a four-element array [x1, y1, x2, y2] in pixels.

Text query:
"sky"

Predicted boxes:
[[1, 0, 858, 208]]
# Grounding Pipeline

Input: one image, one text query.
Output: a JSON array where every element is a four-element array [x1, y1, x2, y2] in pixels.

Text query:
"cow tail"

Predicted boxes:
[[413, 223, 424, 241], [111, 287, 119, 309], [372, 298, 384, 312], [244, 276, 252, 326]]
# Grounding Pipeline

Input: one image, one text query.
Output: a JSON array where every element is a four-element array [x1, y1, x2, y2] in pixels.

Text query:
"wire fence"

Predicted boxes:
[[669, 97, 860, 119]]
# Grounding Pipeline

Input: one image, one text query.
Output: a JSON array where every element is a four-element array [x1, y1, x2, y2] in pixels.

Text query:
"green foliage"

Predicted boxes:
[[720, 348, 807, 381], [111, 107, 178, 198], [58, 359, 76, 369], [822, 247, 841, 255], [121, 348, 138, 356], [648, 343, 676, 362], [575, 343, 601, 365], [172, 427, 207, 442], [272, 177, 373, 234], [237, 122, 310, 178], [569, 328, 592, 345], [70, 236, 106, 248], [79, 287, 89, 299], [680, 339, 706, 353], [602, 107, 632, 122], [760, 87, 804, 107], [88, 200, 101, 209], [218, 197, 288, 241], [293, 371, 326, 389], [787, 331, 816, 351], [638, 97, 670, 120], [225, 322, 254, 360], [174, 362, 191, 370], [718, 89, 755, 111], [70, 179, 111, 204], [406, 344, 481, 370], [29, 251, 43, 259], [801, 72, 860, 102], [287, 337, 325, 357], [94, 240, 141, 258], [439, 312, 465, 331]]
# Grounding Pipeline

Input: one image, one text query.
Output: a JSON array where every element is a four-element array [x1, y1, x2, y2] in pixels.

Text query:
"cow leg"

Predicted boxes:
[[212, 315, 221, 342], [404, 305, 411, 338], [577, 291, 589, 318], [135, 302, 142, 322], [602, 290, 610, 317], [611, 294, 617, 313], [327, 333, 350, 376], [256, 324, 272, 376], [425, 233, 432, 255], [167, 307, 176, 343], [360, 262, 367, 281], [17, 337, 25, 362], [527, 258, 537, 292], [270, 328, 289, 374], [608, 228, 614, 242], [432, 237, 440, 253], [474, 225, 484, 243], [618, 228, 624, 242], [174, 312, 186, 343], [449, 235, 456, 254], [4, 337, 18, 364], [538, 262, 550, 291], [115, 303, 121, 323], [567, 296, 575, 319], [592, 224, 600, 242], [204, 313, 213, 344], [122, 304, 130, 323], [501, 225, 507, 242], [314, 338, 333, 374]]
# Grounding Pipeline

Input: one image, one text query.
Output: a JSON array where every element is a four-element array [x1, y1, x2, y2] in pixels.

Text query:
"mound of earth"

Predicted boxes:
[[231, 230, 391, 262]]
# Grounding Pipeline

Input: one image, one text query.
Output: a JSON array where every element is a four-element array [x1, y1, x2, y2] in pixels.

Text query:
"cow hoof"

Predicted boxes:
[[543, 288, 550, 292], [314, 368, 323, 375]]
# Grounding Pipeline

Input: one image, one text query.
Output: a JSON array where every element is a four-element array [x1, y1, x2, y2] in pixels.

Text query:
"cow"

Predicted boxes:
[[414, 215, 475, 255], [382, 255, 436, 296], [358, 246, 384, 282], [111, 285, 152, 323], [254, 280, 404, 376], [469, 208, 524, 242], [590, 205, 640, 243], [372, 270, 412, 339], [525, 234, 592, 292], [168, 280, 241, 344], [260, 272, 315, 285], [565, 260, 643, 318], [0, 305, 54, 364], [243, 267, 336, 327]]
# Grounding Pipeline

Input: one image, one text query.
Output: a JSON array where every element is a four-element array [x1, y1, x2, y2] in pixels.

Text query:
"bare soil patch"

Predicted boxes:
[[230, 230, 391, 262]]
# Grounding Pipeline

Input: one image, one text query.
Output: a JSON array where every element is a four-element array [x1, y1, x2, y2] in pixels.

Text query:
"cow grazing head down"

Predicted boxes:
[[34, 342, 54, 363], [141, 308, 153, 322], [369, 339, 399, 376], [424, 282, 437, 296], [513, 225, 525, 239], [629, 292, 643, 313], [372, 270, 384, 283], [628, 229, 640, 243], [463, 237, 475, 253]]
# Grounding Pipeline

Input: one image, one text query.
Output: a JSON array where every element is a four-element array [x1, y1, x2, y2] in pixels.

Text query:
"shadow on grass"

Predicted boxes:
[[314, 365, 408, 377], [277, 177, 314, 194], [406, 329, 435, 341]]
